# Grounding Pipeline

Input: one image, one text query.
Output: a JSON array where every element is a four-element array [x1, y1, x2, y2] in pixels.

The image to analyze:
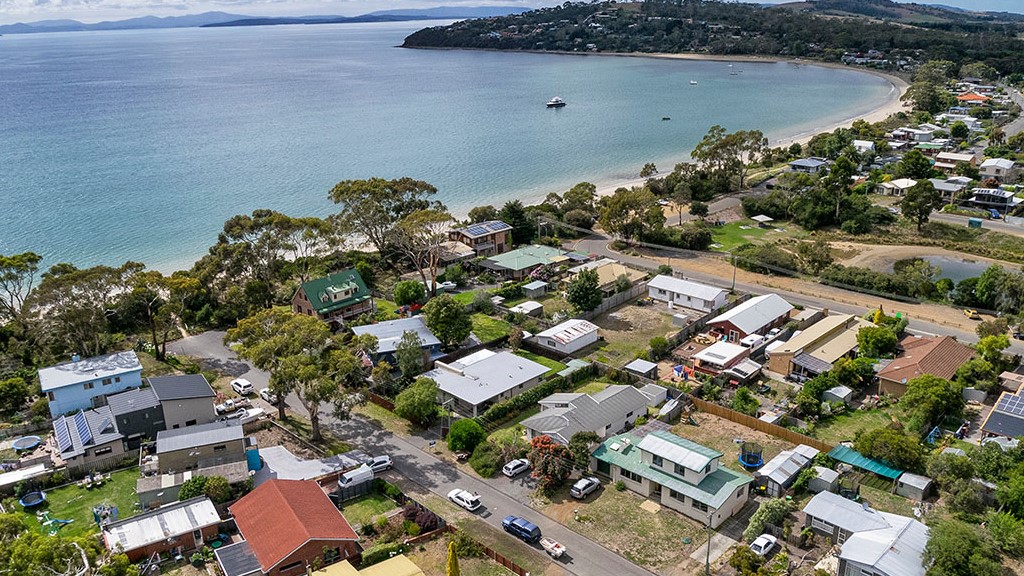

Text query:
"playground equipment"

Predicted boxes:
[[12, 435, 42, 452], [738, 442, 764, 469], [37, 511, 74, 535], [19, 491, 46, 509], [838, 475, 861, 501], [93, 503, 119, 528]]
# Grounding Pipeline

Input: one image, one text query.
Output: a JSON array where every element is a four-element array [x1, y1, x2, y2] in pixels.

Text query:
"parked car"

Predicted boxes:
[[766, 327, 782, 339], [502, 515, 542, 543], [502, 458, 530, 478], [339, 464, 374, 487], [215, 399, 237, 415], [438, 281, 457, 292], [365, 455, 393, 473], [231, 378, 254, 395], [218, 408, 247, 422], [570, 476, 600, 499], [447, 489, 481, 512], [749, 534, 777, 557], [259, 387, 280, 404]]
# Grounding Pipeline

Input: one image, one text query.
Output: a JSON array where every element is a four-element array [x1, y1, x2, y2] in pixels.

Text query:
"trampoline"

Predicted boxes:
[[12, 436, 42, 452], [19, 491, 46, 509]]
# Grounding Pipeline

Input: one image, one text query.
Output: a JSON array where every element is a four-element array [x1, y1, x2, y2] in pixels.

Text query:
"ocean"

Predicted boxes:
[[0, 21, 894, 272]]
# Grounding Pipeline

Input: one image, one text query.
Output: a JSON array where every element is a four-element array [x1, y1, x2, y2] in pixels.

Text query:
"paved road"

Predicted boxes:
[[169, 333, 657, 576], [1002, 85, 1024, 137], [932, 211, 1024, 237]]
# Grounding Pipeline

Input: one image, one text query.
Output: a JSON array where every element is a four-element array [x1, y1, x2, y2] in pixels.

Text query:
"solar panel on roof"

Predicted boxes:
[[466, 225, 488, 236], [98, 418, 113, 434], [75, 411, 93, 445], [55, 418, 73, 452], [998, 394, 1024, 417]]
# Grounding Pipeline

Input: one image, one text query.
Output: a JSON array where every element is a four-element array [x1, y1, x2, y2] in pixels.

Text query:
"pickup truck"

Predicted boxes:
[[215, 397, 250, 415]]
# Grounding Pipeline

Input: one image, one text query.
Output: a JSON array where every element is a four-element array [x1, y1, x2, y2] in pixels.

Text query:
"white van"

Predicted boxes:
[[339, 464, 374, 487], [740, 334, 765, 349]]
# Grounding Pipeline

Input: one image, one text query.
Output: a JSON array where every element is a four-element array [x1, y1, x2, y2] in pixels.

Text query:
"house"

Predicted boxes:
[[624, 358, 659, 380], [567, 258, 645, 295], [105, 387, 164, 448], [591, 430, 753, 529], [970, 188, 1021, 213], [852, 140, 875, 154], [808, 466, 840, 494], [447, 220, 512, 257], [52, 407, 125, 468], [533, 319, 600, 355], [482, 244, 574, 280], [39, 351, 143, 417], [148, 374, 217, 430], [877, 178, 917, 196], [877, 335, 974, 397], [755, 445, 819, 497], [979, 158, 1018, 183], [934, 152, 976, 175], [508, 300, 544, 317], [929, 177, 970, 200], [522, 280, 549, 299], [891, 127, 934, 143], [956, 92, 990, 106], [426, 349, 549, 417], [216, 479, 360, 576], [706, 293, 793, 342], [314, 556, 425, 576], [981, 381, 1024, 439], [438, 240, 476, 264], [999, 371, 1024, 391], [102, 497, 221, 562], [292, 270, 375, 329], [692, 342, 749, 374], [351, 317, 442, 366], [521, 385, 651, 444], [896, 472, 934, 501], [647, 275, 728, 313], [803, 492, 928, 576], [934, 113, 982, 132], [724, 358, 763, 385], [155, 420, 255, 474], [788, 157, 828, 174], [766, 314, 871, 377]]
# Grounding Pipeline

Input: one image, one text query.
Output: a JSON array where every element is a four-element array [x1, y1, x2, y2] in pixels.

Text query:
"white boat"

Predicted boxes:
[[546, 96, 567, 108], [689, 80, 698, 85]]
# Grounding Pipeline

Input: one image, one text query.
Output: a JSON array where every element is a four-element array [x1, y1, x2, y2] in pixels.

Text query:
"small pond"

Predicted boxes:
[[891, 256, 995, 284]]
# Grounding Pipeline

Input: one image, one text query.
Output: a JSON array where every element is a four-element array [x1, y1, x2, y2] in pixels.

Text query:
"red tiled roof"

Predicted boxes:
[[876, 335, 974, 384], [230, 479, 357, 572], [957, 92, 990, 102]]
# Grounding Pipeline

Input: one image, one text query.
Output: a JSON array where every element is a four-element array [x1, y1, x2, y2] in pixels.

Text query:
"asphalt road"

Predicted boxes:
[[168, 332, 657, 576]]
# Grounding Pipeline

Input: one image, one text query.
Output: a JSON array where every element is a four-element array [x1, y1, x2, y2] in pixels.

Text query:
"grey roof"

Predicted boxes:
[[898, 472, 933, 490], [39, 351, 141, 392], [793, 353, 833, 375], [254, 445, 366, 485], [148, 374, 215, 400], [982, 409, 1024, 438], [53, 406, 122, 459], [803, 491, 890, 532], [624, 358, 658, 374], [839, 512, 928, 576], [637, 430, 722, 472], [647, 275, 726, 302], [825, 385, 854, 399], [106, 387, 160, 416], [351, 316, 441, 355], [536, 319, 599, 344], [523, 385, 650, 443], [929, 178, 967, 194], [790, 157, 828, 168], [215, 541, 263, 576], [639, 383, 667, 400], [157, 420, 243, 454], [103, 497, 220, 553], [427, 350, 550, 407], [758, 445, 818, 487], [813, 466, 839, 483], [941, 447, 966, 457], [708, 294, 793, 335], [523, 280, 548, 290]]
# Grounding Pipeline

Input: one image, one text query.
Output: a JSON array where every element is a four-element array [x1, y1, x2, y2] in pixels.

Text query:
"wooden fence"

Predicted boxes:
[[580, 282, 649, 321], [441, 525, 530, 576], [368, 392, 395, 411], [666, 293, 752, 348], [65, 448, 142, 475], [0, 420, 53, 440], [688, 396, 834, 453]]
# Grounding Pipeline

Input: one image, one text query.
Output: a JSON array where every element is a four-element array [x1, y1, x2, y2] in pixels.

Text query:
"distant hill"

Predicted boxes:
[[0, 6, 530, 35], [774, 0, 1024, 23]]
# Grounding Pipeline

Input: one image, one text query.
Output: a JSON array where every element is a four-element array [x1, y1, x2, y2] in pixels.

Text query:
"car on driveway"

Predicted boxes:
[[365, 455, 393, 473], [502, 458, 530, 478], [502, 515, 542, 543], [749, 534, 777, 557], [259, 387, 280, 404], [231, 378, 254, 395], [447, 489, 481, 512], [218, 408, 247, 422], [570, 476, 600, 499]]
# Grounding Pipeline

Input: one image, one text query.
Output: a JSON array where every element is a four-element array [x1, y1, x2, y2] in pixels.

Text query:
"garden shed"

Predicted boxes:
[[808, 466, 839, 494], [896, 472, 934, 501]]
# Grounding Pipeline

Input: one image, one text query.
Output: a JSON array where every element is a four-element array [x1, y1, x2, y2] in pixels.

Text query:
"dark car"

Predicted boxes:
[[502, 515, 542, 543]]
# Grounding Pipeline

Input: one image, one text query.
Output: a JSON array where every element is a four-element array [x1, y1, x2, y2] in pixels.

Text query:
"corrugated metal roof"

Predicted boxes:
[[106, 386, 160, 416], [351, 317, 440, 355], [535, 319, 599, 344], [898, 472, 932, 490], [39, 351, 142, 391], [157, 421, 243, 454], [148, 374, 215, 401], [214, 541, 263, 576], [839, 512, 928, 576], [103, 497, 219, 553], [758, 445, 819, 486], [708, 294, 793, 335], [637, 430, 722, 472], [428, 350, 549, 407], [647, 275, 726, 302], [803, 491, 890, 532], [828, 445, 903, 479]]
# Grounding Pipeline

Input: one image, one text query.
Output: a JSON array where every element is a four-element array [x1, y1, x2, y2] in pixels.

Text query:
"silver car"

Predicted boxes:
[[502, 458, 530, 478], [570, 476, 600, 499], [366, 455, 393, 473]]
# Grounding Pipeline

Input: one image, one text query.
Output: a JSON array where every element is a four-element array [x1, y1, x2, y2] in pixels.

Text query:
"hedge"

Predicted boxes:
[[474, 363, 598, 426], [360, 543, 407, 567]]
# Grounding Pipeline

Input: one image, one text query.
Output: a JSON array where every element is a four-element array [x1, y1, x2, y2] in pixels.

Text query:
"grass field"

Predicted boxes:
[[710, 221, 799, 252], [277, 414, 351, 455], [452, 291, 479, 306], [574, 379, 611, 395], [471, 314, 511, 342], [12, 468, 140, 537], [812, 408, 896, 445], [515, 350, 567, 377], [339, 493, 398, 526]]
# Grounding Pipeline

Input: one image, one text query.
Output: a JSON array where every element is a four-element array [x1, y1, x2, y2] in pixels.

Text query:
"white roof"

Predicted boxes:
[[813, 466, 839, 483], [981, 158, 1015, 169], [693, 341, 747, 366], [852, 139, 875, 150], [509, 301, 544, 314], [38, 351, 142, 392], [647, 275, 726, 301], [708, 294, 793, 335], [427, 350, 550, 406], [523, 280, 548, 290], [898, 472, 932, 490], [839, 512, 929, 576], [758, 445, 818, 485], [535, 319, 598, 344], [624, 358, 658, 374], [936, 152, 975, 163], [884, 178, 918, 190], [803, 491, 890, 533], [750, 214, 774, 223], [636, 432, 716, 472], [103, 497, 220, 553], [351, 316, 440, 355]]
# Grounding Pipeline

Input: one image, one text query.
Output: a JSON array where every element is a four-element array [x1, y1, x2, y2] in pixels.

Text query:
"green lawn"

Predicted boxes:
[[470, 314, 511, 342], [711, 221, 771, 252], [12, 468, 140, 537], [339, 493, 399, 526], [452, 291, 479, 306], [812, 408, 896, 445], [574, 379, 612, 395], [486, 408, 535, 444], [514, 350, 567, 377]]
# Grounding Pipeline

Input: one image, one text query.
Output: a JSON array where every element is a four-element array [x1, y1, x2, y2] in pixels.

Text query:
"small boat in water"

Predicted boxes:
[[689, 80, 698, 85], [662, 117, 671, 121], [546, 96, 567, 108]]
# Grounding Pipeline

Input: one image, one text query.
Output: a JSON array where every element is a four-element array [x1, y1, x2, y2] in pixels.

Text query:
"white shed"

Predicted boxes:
[[533, 319, 599, 355]]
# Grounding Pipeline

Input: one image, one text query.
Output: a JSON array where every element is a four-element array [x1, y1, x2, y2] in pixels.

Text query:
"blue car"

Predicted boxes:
[[502, 515, 542, 543]]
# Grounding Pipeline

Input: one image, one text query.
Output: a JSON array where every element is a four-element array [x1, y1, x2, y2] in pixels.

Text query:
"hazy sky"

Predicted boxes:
[[0, 0, 1021, 26]]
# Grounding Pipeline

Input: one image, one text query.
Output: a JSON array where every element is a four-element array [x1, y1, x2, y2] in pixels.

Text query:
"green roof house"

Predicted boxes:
[[292, 269, 375, 328], [592, 430, 753, 529]]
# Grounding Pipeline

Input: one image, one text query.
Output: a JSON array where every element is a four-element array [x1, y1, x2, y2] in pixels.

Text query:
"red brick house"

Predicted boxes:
[[706, 294, 793, 343], [876, 336, 974, 397], [102, 497, 221, 562], [216, 479, 360, 576]]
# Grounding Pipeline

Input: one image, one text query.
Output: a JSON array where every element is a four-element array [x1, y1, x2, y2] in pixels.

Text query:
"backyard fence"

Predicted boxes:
[[442, 525, 530, 576], [65, 449, 142, 475], [0, 420, 53, 440], [580, 282, 649, 321], [687, 396, 834, 453], [368, 393, 395, 411]]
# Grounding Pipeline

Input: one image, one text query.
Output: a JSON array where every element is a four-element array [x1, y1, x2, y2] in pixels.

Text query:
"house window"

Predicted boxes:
[[652, 455, 663, 467], [102, 378, 112, 385], [620, 469, 642, 483], [737, 487, 745, 498], [674, 463, 687, 476], [626, 411, 633, 418], [47, 392, 55, 401], [705, 463, 711, 474], [213, 445, 226, 452], [692, 500, 709, 512], [94, 446, 113, 456], [811, 517, 834, 533], [669, 489, 684, 502], [186, 420, 197, 426], [324, 548, 341, 563], [278, 561, 304, 573], [115, 377, 121, 383], [84, 382, 94, 390]]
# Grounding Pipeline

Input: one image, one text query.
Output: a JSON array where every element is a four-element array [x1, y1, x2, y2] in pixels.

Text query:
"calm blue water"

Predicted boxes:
[[0, 22, 895, 272]]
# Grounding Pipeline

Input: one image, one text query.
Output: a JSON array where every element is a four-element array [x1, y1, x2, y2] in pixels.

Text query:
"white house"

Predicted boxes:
[[852, 140, 875, 154], [533, 319, 599, 355], [426, 350, 549, 417], [788, 157, 829, 174], [692, 342, 749, 374], [980, 158, 1018, 183], [521, 385, 650, 444], [878, 178, 917, 196], [647, 275, 728, 313], [934, 152, 976, 174]]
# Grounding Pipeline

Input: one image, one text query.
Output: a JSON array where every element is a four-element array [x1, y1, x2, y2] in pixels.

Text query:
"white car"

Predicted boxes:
[[749, 534, 777, 557], [214, 399, 237, 415], [366, 455, 393, 473], [231, 378, 254, 395], [570, 476, 600, 499], [502, 458, 530, 478], [447, 488, 481, 512], [259, 388, 280, 404], [438, 281, 457, 292], [218, 408, 247, 422]]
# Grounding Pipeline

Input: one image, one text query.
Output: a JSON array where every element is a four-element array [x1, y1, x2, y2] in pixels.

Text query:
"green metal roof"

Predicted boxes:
[[299, 269, 372, 314], [828, 445, 903, 480], [484, 245, 568, 272], [593, 433, 752, 509], [914, 142, 944, 150]]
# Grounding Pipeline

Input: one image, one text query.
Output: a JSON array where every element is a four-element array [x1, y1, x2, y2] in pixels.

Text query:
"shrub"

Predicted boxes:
[[649, 336, 671, 360], [403, 520, 421, 536], [615, 480, 626, 491], [447, 419, 486, 453], [469, 442, 502, 477], [360, 543, 406, 567], [394, 377, 439, 427], [474, 376, 572, 424], [393, 280, 426, 306], [744, 498, 793, 542], [450, 530, 484, 557]]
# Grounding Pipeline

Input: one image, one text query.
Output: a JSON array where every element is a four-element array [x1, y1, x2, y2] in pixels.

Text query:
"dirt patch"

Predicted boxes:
[[836, 242, 1010, 271], [252, 425, 320, 460], [672, 412, 795, 474]]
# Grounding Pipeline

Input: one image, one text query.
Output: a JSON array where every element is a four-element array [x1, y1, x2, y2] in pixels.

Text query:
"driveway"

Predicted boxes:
[[167, 331, 270, 390]]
